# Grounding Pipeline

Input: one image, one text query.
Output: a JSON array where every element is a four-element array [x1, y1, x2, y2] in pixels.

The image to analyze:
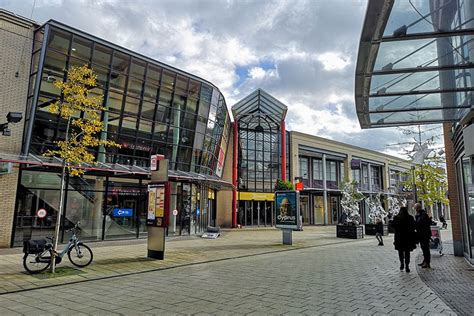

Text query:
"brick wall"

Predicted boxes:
[[0, 11, 35, 247], [443, 123, 463, 256]]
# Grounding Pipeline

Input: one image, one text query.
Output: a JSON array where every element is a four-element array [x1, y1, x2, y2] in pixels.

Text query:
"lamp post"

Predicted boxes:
[[411, 165, 417, 203]]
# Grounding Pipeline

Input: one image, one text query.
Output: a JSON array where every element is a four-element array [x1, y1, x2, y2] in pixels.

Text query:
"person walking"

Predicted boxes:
[[375, 218, 384, 246], [392, 206, 417, 272], [415, 203, 432, 268]]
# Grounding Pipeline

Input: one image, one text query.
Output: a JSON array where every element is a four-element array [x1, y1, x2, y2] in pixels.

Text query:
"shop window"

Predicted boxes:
[[312, 159, 323, 188]]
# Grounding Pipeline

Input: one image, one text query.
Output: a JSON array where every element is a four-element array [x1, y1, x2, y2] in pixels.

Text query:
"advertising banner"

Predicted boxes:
[[275, 191, 300, 229], [147, 187, 157, 225]]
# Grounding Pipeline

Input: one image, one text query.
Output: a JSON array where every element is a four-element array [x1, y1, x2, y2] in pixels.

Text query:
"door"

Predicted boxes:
[[313, 195, 325, 225], [300, 195, 310, 225]]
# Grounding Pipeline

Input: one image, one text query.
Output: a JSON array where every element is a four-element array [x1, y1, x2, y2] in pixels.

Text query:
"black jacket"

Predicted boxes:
[[392, 214, 417, 251], [415, 210, 432, 241]]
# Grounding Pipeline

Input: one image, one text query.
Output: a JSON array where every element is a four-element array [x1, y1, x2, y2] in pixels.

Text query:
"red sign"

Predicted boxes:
[[36, 208, 47, 219], [296, 182, 304, 191]]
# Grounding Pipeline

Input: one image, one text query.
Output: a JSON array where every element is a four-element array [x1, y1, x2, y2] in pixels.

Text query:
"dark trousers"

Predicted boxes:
[[420, 239, 431, 264], [376, 233, 383, 244], [398, 250, 410, 265]]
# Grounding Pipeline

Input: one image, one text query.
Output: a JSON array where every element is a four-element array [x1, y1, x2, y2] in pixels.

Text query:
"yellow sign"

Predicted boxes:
[[155, 186, 165, 217], [239, 192, 275, 201]]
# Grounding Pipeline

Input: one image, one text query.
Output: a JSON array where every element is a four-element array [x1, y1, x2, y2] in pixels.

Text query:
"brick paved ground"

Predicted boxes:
[[0, 234, 456, 315], [415, 226, 474, 316], [0, 226, 363, 294]]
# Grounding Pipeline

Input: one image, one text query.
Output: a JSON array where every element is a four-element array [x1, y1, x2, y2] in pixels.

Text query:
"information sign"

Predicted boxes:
[[275, 191, 300, 229], [113, 208, 133, 217]]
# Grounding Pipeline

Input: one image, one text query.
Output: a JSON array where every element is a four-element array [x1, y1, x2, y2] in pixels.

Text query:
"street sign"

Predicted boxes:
[[36, 208, 47, 219], [113, 208, 133, 217], [172, 209, 178, 216]]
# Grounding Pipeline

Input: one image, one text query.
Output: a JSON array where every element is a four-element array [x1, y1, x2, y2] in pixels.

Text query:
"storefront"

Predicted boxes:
[[237, 192, 274, 227]]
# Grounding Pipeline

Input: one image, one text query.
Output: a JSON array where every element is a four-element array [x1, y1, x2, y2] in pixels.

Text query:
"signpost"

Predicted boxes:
[[172, 209, 178, 233], [36, 208, 47, 219], [275, 191, 300, 245], [147, 155, 169, 260]]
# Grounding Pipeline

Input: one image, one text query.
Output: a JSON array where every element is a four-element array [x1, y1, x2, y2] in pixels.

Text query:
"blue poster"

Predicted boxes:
[[113, 208, 134, 217], [275, 191, 299, 229]]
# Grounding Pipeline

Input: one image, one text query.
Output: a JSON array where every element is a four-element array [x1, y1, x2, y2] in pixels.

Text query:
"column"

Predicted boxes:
[[232, 121, 238, 228], [281, 120, 286, 181]]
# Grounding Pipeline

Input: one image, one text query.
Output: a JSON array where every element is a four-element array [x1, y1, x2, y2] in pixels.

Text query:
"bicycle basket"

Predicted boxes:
[[23, 239, 47, 254]]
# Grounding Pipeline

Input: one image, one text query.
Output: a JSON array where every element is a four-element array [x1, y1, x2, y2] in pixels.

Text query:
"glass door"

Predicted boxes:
[[328, 194, 341, 225], [313, 195, 324, 224], [300, 195, 310, 225]]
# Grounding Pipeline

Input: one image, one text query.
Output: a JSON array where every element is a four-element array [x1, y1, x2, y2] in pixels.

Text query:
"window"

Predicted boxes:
[[371, 165, 382, 191], [299, 157, 309, 179], [326, 160, 338, 189]]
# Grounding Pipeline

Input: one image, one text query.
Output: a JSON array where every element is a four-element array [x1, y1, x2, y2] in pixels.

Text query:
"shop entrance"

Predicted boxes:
[[238, 200, 273, 227], [300, 195, 311, 225]]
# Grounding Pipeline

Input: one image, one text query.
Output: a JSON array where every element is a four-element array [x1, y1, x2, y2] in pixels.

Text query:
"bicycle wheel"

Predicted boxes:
[[68, 242, 93, 268], [23, 252, 51, 274]]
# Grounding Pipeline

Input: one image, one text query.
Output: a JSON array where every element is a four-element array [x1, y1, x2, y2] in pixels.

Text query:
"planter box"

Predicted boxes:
[[336, 225, 364, 239], [364, 224, 389, 236]]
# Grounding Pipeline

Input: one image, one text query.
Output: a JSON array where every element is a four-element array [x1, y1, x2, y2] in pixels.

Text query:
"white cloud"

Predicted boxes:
[[317, 52, 351, 71], [0, 0, 432, 154]]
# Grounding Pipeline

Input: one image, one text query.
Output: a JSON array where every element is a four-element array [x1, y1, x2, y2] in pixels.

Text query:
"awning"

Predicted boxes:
[[0, 153, 234, 189], [355, 0, 474, 128]]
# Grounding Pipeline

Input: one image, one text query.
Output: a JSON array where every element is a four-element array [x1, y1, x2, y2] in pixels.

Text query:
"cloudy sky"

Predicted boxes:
[[1, 0, 443, 158]]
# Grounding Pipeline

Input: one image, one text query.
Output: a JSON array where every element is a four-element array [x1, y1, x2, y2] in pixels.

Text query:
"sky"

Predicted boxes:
[[1, 0, 444, 158]]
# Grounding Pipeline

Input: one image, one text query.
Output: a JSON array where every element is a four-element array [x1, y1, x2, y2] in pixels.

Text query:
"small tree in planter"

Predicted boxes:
[[337, 180, 365, 239], [365, 193, 389, 235], [275, 179, 294, 191]]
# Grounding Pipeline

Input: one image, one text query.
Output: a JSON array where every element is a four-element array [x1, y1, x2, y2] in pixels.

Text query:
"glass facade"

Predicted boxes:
[[355, 0, 474, 128], [14, 21, 231, 245], [25, 23, 230, 176]]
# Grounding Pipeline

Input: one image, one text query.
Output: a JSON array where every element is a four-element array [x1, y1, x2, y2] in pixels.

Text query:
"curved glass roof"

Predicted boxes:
[[355, 0, 474, 128]]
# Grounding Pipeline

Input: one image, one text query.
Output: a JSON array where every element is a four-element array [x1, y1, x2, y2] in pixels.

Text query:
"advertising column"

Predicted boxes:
[[147, 155, 169, 260], [275, 190, 300, 245]]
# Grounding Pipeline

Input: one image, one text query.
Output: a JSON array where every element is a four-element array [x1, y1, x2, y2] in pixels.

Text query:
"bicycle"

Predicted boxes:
[[22, 222, 93, 274]]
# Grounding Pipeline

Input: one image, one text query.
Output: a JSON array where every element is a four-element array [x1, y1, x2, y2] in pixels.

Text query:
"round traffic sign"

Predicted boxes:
[[36, 208, 47, 219], [172, 209, 178, 216]]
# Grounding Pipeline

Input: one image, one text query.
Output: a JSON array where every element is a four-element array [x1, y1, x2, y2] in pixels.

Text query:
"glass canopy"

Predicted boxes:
[[355, 0, 474, 128]]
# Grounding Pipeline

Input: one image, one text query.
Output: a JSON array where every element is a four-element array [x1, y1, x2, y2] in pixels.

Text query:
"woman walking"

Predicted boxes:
[[392, 206, 417, 272]]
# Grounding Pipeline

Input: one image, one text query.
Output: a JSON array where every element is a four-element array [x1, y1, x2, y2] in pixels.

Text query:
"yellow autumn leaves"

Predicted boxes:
[[44, 65, 120, 176]]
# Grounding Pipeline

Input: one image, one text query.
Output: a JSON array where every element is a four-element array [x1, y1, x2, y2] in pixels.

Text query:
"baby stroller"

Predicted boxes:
[[429, 225, 443, 256]]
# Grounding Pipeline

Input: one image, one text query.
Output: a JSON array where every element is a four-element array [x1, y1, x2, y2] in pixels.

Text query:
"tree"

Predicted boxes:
[[390, 125, 448, 214], [340, 180, 365, 225], [44, 65, 120, 272], [275, 179, 294, 191]]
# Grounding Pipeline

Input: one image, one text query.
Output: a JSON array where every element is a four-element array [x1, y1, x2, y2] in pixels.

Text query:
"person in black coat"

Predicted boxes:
[[415, 203, 432, 268], [392, 206, 417, 272]]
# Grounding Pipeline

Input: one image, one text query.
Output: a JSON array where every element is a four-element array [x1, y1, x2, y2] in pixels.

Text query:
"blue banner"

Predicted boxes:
[[113, 208, 134, 217]]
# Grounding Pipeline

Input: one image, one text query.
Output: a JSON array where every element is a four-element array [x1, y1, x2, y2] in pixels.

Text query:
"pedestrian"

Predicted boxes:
[[392, 206, 417, 272], [415, 203, 432, 268], [375, 218, 384, 246]]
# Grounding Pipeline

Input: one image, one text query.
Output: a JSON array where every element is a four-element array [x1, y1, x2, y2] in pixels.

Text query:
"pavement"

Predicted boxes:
[[0, 225, 472, 315]]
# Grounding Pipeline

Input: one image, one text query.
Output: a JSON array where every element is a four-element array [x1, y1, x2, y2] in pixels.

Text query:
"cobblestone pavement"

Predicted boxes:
[[0, 233, 456, 315], [415, 227, 474, 316], [0, 227, 365, 294]]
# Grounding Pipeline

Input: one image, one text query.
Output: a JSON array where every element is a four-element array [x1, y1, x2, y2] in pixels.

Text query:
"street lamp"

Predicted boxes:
[[0, 112, 23, 136]]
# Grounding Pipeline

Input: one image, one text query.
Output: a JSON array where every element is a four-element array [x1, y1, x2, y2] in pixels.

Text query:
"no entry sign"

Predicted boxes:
[[36, 208, 47, 219]]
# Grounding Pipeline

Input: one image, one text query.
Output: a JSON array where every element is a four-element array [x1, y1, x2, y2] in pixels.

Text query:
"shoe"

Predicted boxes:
[[421, 263, 431, 269], [400, 264, 404, 271], [417, 261, 425, 266], [405, 266, 410, 272], [378, 242, 384, 246]]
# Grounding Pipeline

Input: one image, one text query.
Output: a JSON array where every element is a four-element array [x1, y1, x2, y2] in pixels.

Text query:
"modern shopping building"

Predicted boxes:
[[355, 0, 474, 263], [1, 8, 412, 248]]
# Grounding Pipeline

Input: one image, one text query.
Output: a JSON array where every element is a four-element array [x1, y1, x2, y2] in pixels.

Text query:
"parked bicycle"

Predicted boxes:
[[23, 222, 93, 274]]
